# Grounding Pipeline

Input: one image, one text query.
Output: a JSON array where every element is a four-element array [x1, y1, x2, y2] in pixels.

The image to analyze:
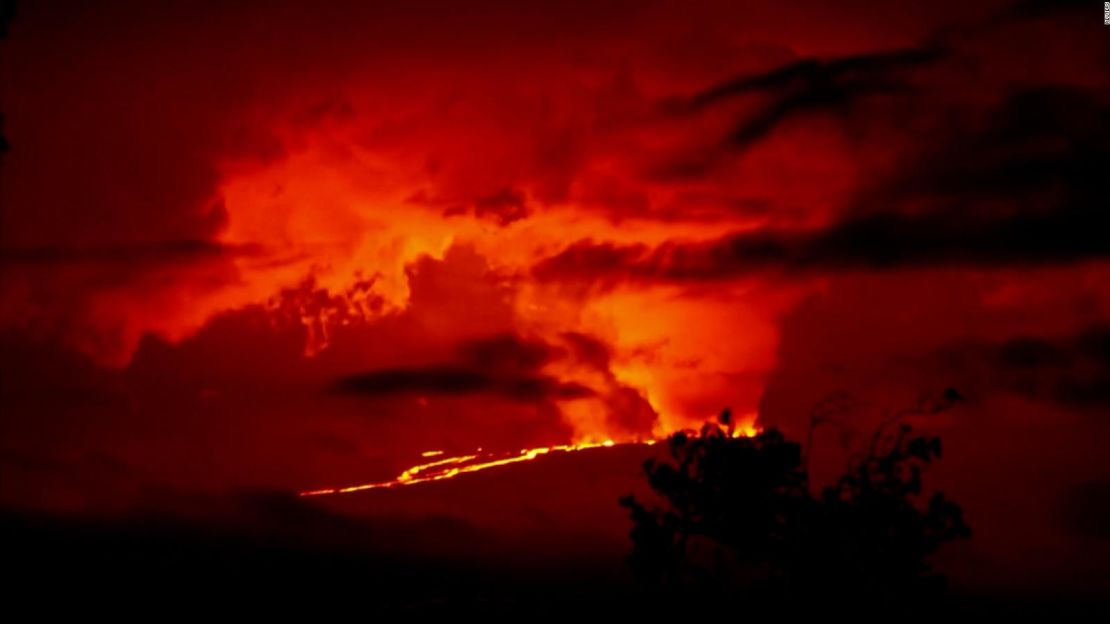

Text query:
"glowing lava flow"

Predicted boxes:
[[299, 422, 759, 497], [299, 440, 628, 496]]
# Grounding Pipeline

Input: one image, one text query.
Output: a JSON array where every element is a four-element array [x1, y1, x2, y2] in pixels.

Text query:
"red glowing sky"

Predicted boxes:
[[1, 0, 1108, 591]]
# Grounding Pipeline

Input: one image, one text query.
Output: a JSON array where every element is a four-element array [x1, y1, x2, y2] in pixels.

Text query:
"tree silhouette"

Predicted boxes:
[[620, 392, 970, 612]]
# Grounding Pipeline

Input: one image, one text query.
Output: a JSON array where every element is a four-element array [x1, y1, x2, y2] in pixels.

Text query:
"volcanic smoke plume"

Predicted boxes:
[[0, 0, 1108, 609]]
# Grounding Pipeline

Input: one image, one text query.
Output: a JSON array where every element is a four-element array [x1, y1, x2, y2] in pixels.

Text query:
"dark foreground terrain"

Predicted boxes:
[[5, 443, 1109, 616]]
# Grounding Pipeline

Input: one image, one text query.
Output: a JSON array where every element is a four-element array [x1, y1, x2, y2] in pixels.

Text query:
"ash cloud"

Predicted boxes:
[[333, 333, 595, 403]]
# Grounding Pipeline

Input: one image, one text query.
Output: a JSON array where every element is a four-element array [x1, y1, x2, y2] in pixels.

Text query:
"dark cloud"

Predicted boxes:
[[458, 332, 558, 373], [331, 329, 658, 437], [977, 326, 1110, 409], [333, 366, 596, 403], [861, 86, 1105, 212], [533, 200, 1110, 279], [562, 331, 612, 370], [470, 187, 531, 226], [648, 46, 941, 181], [777, 322, 1110, 416], [416, 186, 532, 227], [682, 47, 941, 150], [538, 87, 1110, 284], [0, 239, 262, 266]]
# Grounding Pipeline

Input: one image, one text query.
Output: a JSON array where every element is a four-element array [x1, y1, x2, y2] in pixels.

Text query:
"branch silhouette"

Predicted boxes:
[[620, 391, 970, 612]]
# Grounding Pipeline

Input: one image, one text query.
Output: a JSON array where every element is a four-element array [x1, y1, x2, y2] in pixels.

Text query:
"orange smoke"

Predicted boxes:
[[196, 102, 789, 443], [4, 41, 793, 446]]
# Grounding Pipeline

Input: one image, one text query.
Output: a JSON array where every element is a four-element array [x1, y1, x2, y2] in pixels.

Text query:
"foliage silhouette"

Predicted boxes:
[[620, 392, 970, 611]]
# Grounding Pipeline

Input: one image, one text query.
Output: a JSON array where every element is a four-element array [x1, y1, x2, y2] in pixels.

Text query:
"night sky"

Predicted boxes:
[[1, 0, 1108, 607]]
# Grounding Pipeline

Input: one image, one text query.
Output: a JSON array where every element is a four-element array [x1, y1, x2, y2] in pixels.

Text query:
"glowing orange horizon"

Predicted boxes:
[[300, 422, 759, 496]]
